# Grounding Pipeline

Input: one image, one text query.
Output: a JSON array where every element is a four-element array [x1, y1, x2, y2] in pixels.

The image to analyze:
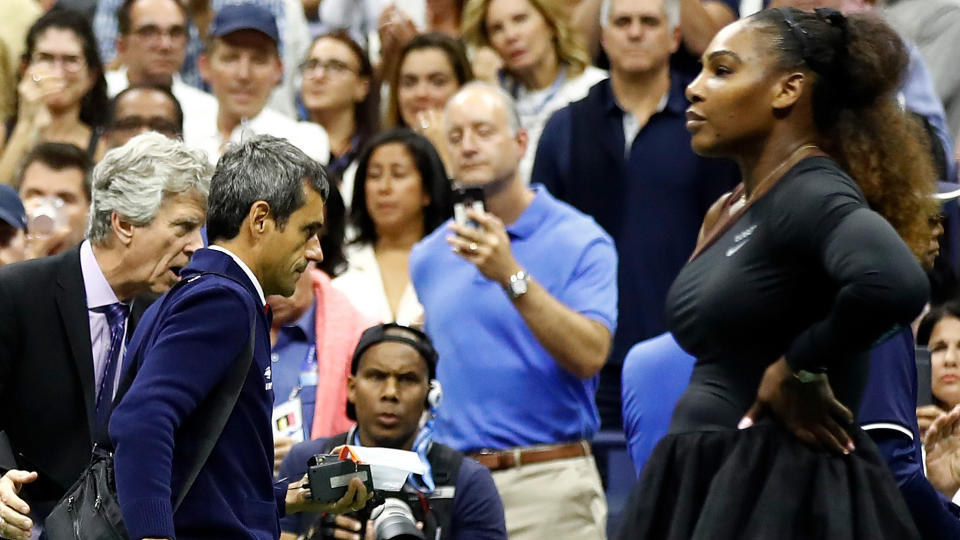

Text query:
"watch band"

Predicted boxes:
[[792, 369, 823, 383]]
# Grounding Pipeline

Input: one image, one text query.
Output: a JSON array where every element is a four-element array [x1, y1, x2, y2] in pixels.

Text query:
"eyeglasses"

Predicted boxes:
[[299, 58, 357, 76], [132, 24, 188, 42], [111, 116, 181, 137], [30, 52, 86, 73]]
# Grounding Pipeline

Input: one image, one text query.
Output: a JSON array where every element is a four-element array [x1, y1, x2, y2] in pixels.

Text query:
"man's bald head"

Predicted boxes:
[[443, 82, 527, 189], [445, 82, 522, 136]]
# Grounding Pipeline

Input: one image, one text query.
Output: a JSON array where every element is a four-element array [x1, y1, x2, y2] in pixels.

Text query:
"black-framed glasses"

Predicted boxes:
[[299, 58, 357, 76]]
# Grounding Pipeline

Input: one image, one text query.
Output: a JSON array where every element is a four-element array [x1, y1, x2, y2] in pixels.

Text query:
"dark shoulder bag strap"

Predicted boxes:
[[424, 444, 465, 538], [172, 308, 255, 511], [111, 271, 258, 511], [319, 432, 350, 454]]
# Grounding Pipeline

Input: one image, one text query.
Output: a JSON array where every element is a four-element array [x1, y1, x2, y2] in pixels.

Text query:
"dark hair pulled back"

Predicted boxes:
[[751, 8, 937, 259]]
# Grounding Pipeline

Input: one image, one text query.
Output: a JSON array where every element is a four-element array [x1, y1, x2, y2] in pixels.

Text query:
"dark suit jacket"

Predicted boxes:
[[0, 245, 149, 506]]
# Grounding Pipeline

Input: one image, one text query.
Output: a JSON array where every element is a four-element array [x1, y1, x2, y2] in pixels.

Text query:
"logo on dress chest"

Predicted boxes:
[[726, 225, 757, 257]]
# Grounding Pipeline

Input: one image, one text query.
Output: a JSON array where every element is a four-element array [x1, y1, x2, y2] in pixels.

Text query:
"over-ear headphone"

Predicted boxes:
[[426, 379, 443, 410]]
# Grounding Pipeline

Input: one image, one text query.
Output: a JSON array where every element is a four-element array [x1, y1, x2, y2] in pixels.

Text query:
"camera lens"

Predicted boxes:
[[369, 498, 424, 540]]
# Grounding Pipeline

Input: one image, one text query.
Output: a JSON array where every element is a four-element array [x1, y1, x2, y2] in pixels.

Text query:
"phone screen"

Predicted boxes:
[[452, 186, 485, 228]]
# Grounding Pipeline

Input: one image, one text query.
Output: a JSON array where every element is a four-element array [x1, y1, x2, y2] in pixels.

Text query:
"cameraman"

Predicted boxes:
[[278, 323, 507, 540]]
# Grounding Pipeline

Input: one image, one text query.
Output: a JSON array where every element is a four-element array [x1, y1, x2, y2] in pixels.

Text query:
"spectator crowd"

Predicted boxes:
[[1, 0, 960, 539]]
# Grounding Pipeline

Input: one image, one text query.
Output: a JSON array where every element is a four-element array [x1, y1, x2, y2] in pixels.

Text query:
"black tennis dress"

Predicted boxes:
[[618, 157, 927, 539]]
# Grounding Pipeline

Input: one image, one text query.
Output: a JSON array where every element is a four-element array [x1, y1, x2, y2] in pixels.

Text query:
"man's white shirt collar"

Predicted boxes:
[[208, 245, 266, 306]]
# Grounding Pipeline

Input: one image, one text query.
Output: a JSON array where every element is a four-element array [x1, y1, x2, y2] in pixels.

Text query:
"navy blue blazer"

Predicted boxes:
[[110, 248, 285, 540]]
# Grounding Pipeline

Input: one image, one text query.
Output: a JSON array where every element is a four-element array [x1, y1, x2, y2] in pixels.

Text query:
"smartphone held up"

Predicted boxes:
[[453, 186, 485, 229]]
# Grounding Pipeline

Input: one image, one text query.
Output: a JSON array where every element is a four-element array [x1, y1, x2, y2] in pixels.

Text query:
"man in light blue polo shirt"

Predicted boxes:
[[409, 82, 618, 540]]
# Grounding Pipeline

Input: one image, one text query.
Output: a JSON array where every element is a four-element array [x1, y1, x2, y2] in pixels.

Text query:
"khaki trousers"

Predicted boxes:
[[490, 455, 607, 540]]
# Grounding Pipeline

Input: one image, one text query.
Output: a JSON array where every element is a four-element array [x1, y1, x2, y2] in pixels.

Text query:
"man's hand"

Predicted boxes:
[[0, 469, 36, 540], [285, 475, 372, 516], [739, 357, 855, 455], [917, 404, 947, 439], [317, 514, 368, 540], [924, 405, 960, 497], [447, 210, 521, 287], [320, 514, 420, 540], [274, 434, 295, 473]]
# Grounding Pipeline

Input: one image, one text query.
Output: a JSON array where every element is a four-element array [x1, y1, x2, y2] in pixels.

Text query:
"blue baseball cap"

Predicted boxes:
[[210, 3, 279, 45], [0, 185, 26, 231]]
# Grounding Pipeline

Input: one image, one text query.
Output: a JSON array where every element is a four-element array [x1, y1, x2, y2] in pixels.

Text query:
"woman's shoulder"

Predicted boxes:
[[562, 66, 608, 97], [771, 157, 866, 209], [763, 156, 868, 237]]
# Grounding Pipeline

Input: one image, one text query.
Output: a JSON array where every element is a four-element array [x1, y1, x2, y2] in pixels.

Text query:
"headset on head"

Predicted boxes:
[[427, 378, 443, 410]]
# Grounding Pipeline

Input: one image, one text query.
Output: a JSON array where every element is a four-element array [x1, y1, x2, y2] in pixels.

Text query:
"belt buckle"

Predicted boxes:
[[512, 447, 523, 468]]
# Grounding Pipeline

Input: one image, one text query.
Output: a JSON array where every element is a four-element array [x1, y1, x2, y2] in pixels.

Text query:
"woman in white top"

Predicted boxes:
[[332, 128, 452, 326], [461, 0, 607, 183]]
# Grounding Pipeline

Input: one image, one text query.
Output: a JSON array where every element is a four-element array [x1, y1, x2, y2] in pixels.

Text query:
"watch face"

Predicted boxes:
[[511, 280, 527, 296], [509, 273, 529, 298]]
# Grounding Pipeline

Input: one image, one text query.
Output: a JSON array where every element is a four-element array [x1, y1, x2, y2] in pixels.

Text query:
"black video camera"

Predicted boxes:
[[306, 453, 375, 503]]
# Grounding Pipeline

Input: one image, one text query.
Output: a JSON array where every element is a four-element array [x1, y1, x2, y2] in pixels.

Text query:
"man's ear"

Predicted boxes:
[[248, 200, 272, 237], [669, 26, 682, 55], [115, 36, 127, 57], [771, 72, 806, 111], [514, 128, 529, 159], [347, 374, 357, 405], [111, 211, 135, 246], [273, 58, 283, 88]]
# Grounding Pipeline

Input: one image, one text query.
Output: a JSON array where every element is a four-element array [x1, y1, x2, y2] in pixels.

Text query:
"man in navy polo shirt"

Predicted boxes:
[[410, 82, 618, 539], [532, 0, 739, 429]]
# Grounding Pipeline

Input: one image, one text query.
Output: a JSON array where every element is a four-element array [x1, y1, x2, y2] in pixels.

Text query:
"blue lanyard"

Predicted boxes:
[[289, 345, 317, 400], [299, 344, 317, 386]]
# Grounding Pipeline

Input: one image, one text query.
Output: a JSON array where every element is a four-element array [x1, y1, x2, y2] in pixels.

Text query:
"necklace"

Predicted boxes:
[[734, 143, 821, 210]]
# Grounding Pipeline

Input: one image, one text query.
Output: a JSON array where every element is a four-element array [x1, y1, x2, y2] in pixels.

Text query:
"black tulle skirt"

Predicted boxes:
[[616, 422, 920, 540]]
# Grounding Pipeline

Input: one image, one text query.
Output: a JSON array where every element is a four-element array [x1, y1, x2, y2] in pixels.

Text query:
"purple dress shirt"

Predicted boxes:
[[79, 240, 127, 398]]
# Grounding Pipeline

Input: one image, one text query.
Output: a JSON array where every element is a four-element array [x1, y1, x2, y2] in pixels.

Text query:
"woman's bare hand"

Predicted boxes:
[[740, 357, 855, 454]]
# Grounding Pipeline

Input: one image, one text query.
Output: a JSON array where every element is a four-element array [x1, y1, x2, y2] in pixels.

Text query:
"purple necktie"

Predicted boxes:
[[93, 302, 129, 433]]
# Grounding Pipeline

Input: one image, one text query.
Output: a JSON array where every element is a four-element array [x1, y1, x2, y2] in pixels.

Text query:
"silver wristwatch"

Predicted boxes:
[[506, 270, 530, 299]]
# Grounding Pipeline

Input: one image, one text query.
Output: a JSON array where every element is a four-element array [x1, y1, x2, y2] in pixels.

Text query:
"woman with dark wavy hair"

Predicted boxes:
[[619, 7, 936, 540], [332, 128, 453, 326], [0, 8, 109, 185]]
